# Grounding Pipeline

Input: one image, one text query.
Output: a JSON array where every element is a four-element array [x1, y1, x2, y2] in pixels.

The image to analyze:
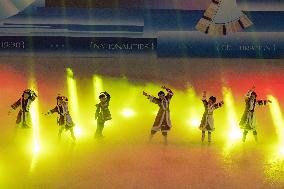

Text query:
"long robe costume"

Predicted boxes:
[[148, 89, 174, 133], [199, 96, 223, 132], [11, 90, 37, 127], [48, 99, 76, 140], [95, 92, 112, 137], [239, 90, 269, 131]]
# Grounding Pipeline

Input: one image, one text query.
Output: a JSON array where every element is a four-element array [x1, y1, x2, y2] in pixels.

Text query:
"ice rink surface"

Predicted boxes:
[[0, 56, 284, 188]]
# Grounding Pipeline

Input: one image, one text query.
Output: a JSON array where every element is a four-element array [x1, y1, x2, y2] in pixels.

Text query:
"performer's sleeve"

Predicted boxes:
[[11, 99, 21, 110], [214, 101, 224, 109], [148, 95, 160, 104], [165, 88, 174, 100], [95, 104, 100, 119], [47, 107, 58, 115], [202, 100, 208, 107], [61, 103, 69, 116], [256, 100, 269, 106]]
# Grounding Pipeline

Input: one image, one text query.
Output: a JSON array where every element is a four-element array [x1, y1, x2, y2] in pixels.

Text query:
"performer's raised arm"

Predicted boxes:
[[102, 91, 111, 102], [201, 91, 208, 106], [214, 101, 224, 109], [30, 91, 38, 102], [162, 86, 173, 99], [245, 86, 255, 99], [202, 91, 206, 101]]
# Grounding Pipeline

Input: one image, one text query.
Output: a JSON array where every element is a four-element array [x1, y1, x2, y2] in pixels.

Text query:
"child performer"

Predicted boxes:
[[95, 91, 112, 138], [45, 95, 76, 141], [199, 91, 224, 143], [143, 86, 174, 145], [9, 89, 37, 128], [239, 86, 271, 142]]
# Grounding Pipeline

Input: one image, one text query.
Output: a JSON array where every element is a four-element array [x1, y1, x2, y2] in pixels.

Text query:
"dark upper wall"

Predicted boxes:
[[45, 0, 283, 11], [45, 0, 145, 8]]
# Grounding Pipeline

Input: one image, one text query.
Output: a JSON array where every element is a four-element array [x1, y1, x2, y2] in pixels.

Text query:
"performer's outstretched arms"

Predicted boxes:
[[8, 99, 21, 115], [214, 101, 224, 109], [11, 99, 21, 110], [143, 91, 159, 104], [143, 91, 149, 97], [44, 107, 58, 116], [257, 99, 272, 106]]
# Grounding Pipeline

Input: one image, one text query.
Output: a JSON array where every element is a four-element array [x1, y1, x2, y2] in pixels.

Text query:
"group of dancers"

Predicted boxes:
[[8, 85, 271, 144], [8, 90, 112, 141]]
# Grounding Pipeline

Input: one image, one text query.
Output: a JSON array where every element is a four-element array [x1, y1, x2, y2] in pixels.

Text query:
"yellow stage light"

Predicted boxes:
[[223, 87, 242, 142], [185, 87, 203, 129], [279, 147, 284, 156], [121, 108, 136, 117], [268, 95, 284, 156], [93, 75, 103, 104], [66, 68, 82, 139], [73, 126, 82, 137], [187, 119, 201, 128], [228, 126, 242, 140], [222, 87, 243, 159], [66, 68, 79, 116], [28, 77, 40, 173]]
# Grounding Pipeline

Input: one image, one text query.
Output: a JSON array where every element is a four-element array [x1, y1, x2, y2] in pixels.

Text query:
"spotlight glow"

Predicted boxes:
[[185, 87, 203, 129], [187, 119, 201, 128], [264, 96, 284, 183], [279, 147, 284, 156], [66, 68, 79, 116], [121, 108, 136, 117], [228, 127, 243, 140], [66, 68, 81, 139], [223, 87, 242, 142], [93, 75, 103, 104], [30, 96, 40, 154], [222, 87, 243, 159], [74, 126, 82, 137], [28, 77, 40, 173], [268, 95, 284, 156]]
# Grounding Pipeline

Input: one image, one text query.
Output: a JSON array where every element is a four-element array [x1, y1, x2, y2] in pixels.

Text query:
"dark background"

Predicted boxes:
[[46, 0, 145, 8]]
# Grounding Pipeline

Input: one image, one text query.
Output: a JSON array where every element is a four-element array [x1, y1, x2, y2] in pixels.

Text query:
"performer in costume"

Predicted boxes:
[[95, 91, 112, 138], [199, 91, 224, 143], [143, 86, 174, 145], [9, 89, 37, 128], [239, 86, 271, 142], [45, 95, 76, 141], [196, 0, 253, 35]]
